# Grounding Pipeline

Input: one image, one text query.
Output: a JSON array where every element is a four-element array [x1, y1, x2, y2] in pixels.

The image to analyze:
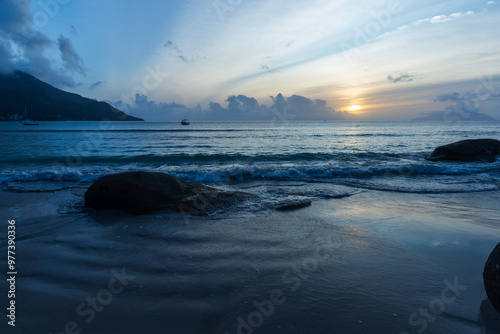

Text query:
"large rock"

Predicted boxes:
[[484, 242, 500, 313], [85, 171, 250, 215], [427, 139, 500, 162]]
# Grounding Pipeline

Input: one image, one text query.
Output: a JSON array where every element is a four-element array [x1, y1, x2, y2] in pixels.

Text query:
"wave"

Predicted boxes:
[[168, 163, 500, 182], [0, 151, 417, 164], [1, 161, 499, 185]]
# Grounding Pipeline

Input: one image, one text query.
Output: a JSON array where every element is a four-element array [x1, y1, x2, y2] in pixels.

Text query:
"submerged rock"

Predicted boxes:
[[274, 198, 312, 211], [484, 242, 500, 313], [427, 139, 500, 162], [84, 171, 251, 215]]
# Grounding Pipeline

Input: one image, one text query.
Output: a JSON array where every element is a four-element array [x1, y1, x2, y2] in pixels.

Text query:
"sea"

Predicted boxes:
[[1, 120, 500, 197], [1, 120, 500, 334]]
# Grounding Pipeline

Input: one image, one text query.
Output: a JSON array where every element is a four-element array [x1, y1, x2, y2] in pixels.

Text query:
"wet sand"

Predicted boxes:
[[1, 188, 500, 333]]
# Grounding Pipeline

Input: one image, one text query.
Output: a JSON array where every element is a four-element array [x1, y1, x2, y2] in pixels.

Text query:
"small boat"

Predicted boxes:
[[20, 105, 39, 125], [21, 119, 39, 126], [181, 119, 190, 125]]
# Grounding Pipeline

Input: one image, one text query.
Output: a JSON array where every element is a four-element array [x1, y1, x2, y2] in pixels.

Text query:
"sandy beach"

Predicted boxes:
[[2, 0, 500, 331], [1, 186, 499, 334]]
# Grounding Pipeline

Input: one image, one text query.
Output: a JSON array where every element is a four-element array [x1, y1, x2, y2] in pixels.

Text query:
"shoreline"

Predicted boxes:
[[1, 187, 500, 333]]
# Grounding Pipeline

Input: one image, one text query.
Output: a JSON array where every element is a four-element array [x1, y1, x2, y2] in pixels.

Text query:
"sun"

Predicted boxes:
[[348, 105, 362, 111]]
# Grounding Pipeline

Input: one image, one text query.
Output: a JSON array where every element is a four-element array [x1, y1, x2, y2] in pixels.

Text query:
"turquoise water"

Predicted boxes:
[[2, 121, 500, 334], [1, 120, 500, 194]]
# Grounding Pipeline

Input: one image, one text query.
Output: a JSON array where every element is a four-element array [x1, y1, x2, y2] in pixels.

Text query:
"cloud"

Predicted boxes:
[[273, 94, 354, 120], [112, 94, 193, 121], [0, 0, 50, 73], [389, 10, 477, 37], [0, 0, 31, 32], [433, 89, 500, 104], [90, 81, 106, 89], [164, 40, 204, 63], [487, 1, 496, 5], [0, 0, 83, 87], [113, 93, 355, 121], [433, 92, 463, 102], [226, 95, 260, 114], [208, 101, 225, 114], [260, 64, 278, 73], [411, 11, 474, 27], [417, 88, 500, 120], [416, 105, 497, 121], [387, 72, 414, 84], [58, 35, 86, 75]]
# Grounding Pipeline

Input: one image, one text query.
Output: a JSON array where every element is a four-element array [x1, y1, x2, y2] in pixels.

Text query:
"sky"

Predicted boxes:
[[1, 0, 500, 121]]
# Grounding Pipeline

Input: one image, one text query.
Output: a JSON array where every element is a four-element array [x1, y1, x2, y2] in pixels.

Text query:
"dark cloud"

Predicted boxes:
[[164, 40, 204, 63], [433, 92, 462, 102], [234, 95, 259, 109], [0, 0, 31, 32], [272, 94, 353, 120], [114, 93, 355, 121], [387, 72, 414, 84], [226, 95, 260, 114], [90, 81, 106, 89], [164, 41, 175, 48], [208, 102, 225, 114], [58, 35, 86, 75], [270, 93, 287, 113], [418, 88, 500, 120], [0, 0, 41, 73], [0, 0, 84, 87], [260, 64, 278, 73], [113, 94, 192, 121]]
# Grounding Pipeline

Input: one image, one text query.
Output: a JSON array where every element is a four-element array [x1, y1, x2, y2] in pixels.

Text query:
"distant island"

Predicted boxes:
[[414, 110, 498, 121], [0, 71, 143, 121]]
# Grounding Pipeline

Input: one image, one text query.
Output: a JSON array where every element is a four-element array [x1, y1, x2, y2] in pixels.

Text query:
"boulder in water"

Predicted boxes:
[[84, 171, 251, 215], [483, 242, 500, 313], [427, 139, 500, 162]]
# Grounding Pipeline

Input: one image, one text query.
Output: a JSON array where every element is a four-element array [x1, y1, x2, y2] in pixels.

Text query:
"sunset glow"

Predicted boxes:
[[1, 0, 499, 121]]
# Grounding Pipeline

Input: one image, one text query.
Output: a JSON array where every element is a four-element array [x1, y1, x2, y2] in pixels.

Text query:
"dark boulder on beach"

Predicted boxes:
[[85, 171, 251, 215], [427, 139, 500, 162], [484, 242, 500, 313]]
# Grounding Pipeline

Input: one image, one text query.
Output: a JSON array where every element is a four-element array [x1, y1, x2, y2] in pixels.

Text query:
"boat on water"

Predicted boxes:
[[21, 119, 39, 126], [181, 119, 190, 125], [20, 105, 39, 125]]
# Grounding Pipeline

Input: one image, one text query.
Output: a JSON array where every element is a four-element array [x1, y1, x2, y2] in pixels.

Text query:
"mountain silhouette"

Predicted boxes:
[[0, 71, 143, 121]]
